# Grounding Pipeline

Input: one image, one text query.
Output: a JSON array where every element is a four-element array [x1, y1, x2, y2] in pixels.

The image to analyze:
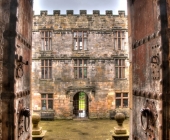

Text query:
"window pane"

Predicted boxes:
[[79, 60, 82, 66], [84, 68, 87, 78], [41, 39, 44, 50], [114, 39, 117, 50], [45, 32, 48, 37], [74, 68, 77, 78], [41, 94, 46, 98], [48, 94, 53, 98], [49, 39, 52, 50], [41, 32, 44, 38], [115, 59, 118, 66], [79, 38, 82, 49], [122, 38, 125, 50], [118, 38, 121, 50], [79, 67, 82, 78], [74, 39, 77, 50], [74, 60, 77, 66], [74, 32, 77, 37], [114, 32, 117, 38], [121, 60, 125, 66], [41, 68, 44, 79], [115, 67, 118, 78], [45, 60, 48, 66], [49, 60, 52, 66], [116, 93, 121, 97], [84, 39, 87, 50], [118, 31, 121, 37], [49, 67, 52, 79], [119, 68, 121, 78], [83, 32, 87, 37], [116, 99, 121, 108], [123, 99, 128, 108], [48, 100, 53, 109], [45, 68, 48, 78], [84, 60, 87, 66], [42, 101, 46, 110], [78, 32, 82, 37], [122, 67, 125, 78], [41, 60, 44, 66], [119, 60, 121, 66], [123, 93, 128, 97]]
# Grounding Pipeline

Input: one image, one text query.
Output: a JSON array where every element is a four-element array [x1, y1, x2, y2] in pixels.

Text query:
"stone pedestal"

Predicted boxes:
[[112, 133, 129, 140], [111, 113, 129, 140], [32, 113, 46, 140]]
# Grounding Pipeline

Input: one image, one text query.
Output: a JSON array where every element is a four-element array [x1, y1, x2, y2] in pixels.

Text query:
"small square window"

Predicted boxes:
[[115, 93, 128, 108], [41, 93, 53, 110]]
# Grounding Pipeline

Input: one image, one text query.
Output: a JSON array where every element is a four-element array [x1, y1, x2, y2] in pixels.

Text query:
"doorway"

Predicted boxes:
[[73, 91, 89, 118]]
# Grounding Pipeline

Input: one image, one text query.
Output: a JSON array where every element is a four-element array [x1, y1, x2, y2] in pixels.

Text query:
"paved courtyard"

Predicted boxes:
[[39, 119, 129, 140]]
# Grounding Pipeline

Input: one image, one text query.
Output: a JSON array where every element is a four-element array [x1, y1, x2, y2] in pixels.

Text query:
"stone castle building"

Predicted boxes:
[[31, 10, 129, 119]]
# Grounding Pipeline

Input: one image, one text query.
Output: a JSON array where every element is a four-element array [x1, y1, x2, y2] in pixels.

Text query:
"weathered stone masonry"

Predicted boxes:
[[32, 10, 129, 119]]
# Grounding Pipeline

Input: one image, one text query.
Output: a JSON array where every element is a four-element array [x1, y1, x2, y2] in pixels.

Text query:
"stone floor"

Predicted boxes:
[[39, 119, 129, 140]]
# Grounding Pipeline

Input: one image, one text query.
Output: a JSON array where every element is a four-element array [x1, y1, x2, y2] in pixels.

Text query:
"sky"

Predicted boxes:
[[33, 0, 127, 15]]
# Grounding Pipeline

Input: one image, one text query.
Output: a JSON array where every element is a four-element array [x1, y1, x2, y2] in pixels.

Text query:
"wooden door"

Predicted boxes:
[[128, 0, 170, 139], [0, 0, 33, 139]]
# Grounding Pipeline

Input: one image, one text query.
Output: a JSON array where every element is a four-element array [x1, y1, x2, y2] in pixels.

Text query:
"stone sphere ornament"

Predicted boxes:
[[115, 112, 125, 126], [114, 112, 127, 134]]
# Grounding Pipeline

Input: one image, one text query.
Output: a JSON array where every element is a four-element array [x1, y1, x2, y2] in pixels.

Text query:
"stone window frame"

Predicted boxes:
[[114, 30, 125, 50], [41, 59, 52, 79], [41, 93, 53, 110], [115, 59, 125, 79], [115, 92, 128, 108], [73, 31, 88, 50], [40, 30, 52, 51], [74, 59, 88, 79]]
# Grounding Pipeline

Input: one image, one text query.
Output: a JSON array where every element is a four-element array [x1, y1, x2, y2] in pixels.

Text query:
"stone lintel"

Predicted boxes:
[[67, 86, 95, 93], [71, 28, 89, 31]]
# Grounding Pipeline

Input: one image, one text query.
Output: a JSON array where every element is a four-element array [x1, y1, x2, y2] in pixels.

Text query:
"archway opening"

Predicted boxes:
[[73, 91, 89, 118]]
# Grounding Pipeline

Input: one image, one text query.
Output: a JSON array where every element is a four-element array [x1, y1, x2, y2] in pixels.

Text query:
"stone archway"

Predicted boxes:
[[73, 91, 89, 118]]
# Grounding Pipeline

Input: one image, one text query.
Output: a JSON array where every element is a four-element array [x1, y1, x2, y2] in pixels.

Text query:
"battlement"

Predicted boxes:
[[35, 10, 126, 17]]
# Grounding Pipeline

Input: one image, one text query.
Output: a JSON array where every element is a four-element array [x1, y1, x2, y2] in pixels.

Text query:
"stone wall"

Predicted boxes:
[[32, 10, 129, 119]]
